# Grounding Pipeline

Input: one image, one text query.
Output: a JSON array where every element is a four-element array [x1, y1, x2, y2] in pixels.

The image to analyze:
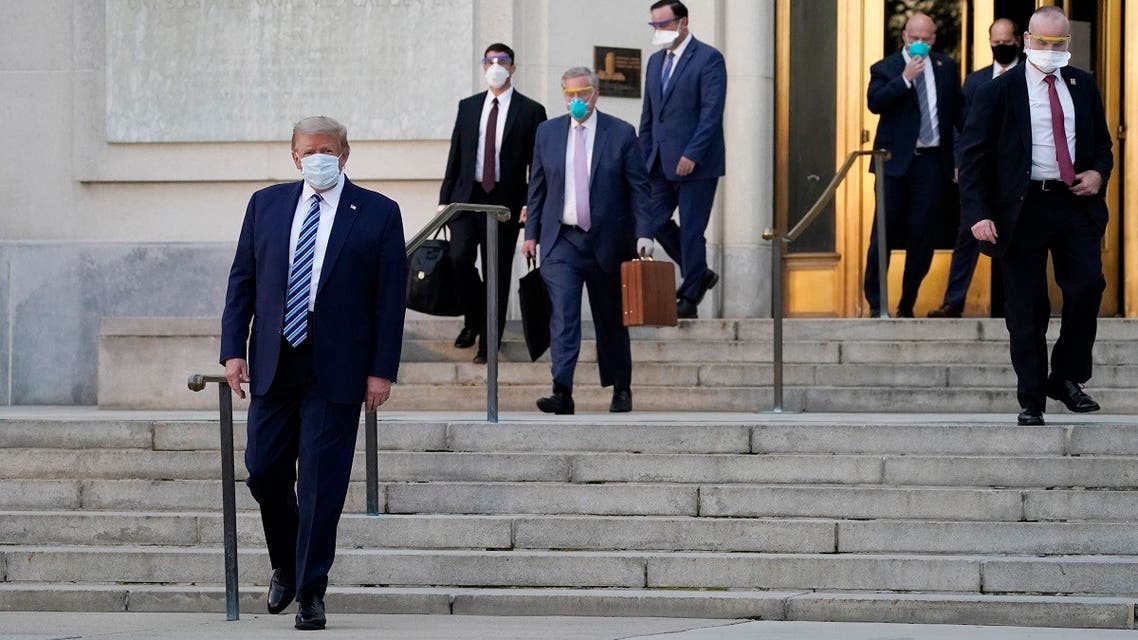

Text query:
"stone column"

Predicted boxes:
[[720, 0, 775, 318]]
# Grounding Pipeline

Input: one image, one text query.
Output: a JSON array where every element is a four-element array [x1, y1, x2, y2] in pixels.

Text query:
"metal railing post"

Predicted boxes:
[[188, 374, 240, 621], [485, 213, 499, 423], [770, 234, 785, 413], [873, 153, 890, 318], [364, 411, 379, 515]]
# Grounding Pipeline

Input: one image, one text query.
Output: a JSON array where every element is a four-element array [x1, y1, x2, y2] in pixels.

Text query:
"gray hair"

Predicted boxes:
[[561, 66, 600, 91], [291, 116, 349, 151]]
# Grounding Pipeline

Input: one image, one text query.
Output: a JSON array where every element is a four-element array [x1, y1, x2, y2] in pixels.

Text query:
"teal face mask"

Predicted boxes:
[[908, 41, 930, 58], [568, 98, 589, 121]]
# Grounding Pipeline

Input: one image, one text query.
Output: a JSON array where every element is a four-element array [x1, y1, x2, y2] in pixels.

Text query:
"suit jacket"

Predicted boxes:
[[438, 89, 547, 216], [220, 177, 408, 403], [958, 64, 1113, 258], [868, 50, 962, 178], [953, 59, 1025, 167], [525, 112, 661, 273], [638, 37, 727, 181]]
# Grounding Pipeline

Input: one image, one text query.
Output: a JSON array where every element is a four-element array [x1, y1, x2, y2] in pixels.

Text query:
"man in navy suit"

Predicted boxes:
[[439, 43, 547, 362], [959, 6, 1112, 426], [220, 116, 407, 629], [928, 19, 1022, 318], [522, 67, 661, 414], [639, 0, 726, 319], [863, 12, 961, 317]]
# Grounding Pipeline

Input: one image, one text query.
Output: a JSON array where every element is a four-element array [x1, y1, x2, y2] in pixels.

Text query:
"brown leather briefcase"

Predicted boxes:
[[621, 258, 678, 327]]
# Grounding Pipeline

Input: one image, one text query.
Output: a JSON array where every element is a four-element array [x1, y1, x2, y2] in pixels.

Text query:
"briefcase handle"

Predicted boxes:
[[526, 255, 540, 270]]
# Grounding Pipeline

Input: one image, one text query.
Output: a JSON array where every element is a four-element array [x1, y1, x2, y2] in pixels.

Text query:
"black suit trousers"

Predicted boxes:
[[245, 336, 362, 599], [1000, 186, 1105, 410], [447, 184, 520, 354]]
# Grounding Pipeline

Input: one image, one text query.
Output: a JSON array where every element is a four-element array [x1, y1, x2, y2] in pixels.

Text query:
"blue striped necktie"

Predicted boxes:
[[913, 71, 937, 147], [283, 194, 322, 346]]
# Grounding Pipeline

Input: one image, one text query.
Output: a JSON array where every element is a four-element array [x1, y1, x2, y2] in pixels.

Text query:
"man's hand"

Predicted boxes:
[[224, 358, 250, 400], [903, 56, 925, 82], [1070, 170, 1103, 197], [522, 239, 538, 259], [637, 238, 654, 258], [365, 376, 392, 412], [518, 206, 528, 223], [971, 219, 998, 243], [676, 156, 696, 177]]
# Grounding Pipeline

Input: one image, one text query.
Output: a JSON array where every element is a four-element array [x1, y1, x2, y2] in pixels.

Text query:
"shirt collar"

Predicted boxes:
[[994, 58, 1018, 74], [572, 109, 598, 131], [669, 33, 693, 60], [1024, 59, 1060, 86], [300, 170, 346, 211], [485, 85, 514, 106]]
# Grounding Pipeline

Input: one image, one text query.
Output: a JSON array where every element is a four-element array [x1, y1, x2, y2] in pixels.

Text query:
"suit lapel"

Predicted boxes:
[[589, 113, 609, 189], [1009, 65, 1032, 158], [316, 178, 362, 297], [662, 39, 699, 106], [502, 91, 521, 142], [1061, 67, 1090, 165], [647, 50, 665, 105], [276, 182, 305, 283]]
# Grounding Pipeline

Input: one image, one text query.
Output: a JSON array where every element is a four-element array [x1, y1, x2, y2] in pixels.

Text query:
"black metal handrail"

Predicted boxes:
[[190, 202, 512, 619], [762, 149, 890, 412]]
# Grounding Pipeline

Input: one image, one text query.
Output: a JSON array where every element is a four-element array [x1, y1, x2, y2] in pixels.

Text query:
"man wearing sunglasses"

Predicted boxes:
[[439, 43, 547, 363], [639, 0, 727, 319], [959, 6, 1113, 426]]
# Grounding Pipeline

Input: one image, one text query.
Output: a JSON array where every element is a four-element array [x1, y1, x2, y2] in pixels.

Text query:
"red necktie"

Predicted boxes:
[[1042, 75, 1076, 185], [481, 98, 499, 193]]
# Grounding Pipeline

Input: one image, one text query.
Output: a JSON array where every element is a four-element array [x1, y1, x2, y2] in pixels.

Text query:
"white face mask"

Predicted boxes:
[[1025, 49, 1070, 73], [652, 29, 679, 48], [485, 63, 510, 89], [299, 153, 341, 191]]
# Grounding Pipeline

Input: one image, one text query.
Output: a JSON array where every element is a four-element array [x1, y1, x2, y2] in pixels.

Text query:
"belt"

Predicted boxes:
[[1030, 179, 1070, 192], [913, 146, 940, 156], [561, 223, 589, 233]]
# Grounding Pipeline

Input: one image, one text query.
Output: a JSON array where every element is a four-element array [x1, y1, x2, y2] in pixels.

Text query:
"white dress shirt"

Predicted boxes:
[[288, 171, 344, 311], [562, 110, 596, 226], [662, 32, 693, 86], [1025, 61, 1076, 181], [475, 86, 513, 183], [992, 58, 1018, 78], [901, 48, 941, 148]]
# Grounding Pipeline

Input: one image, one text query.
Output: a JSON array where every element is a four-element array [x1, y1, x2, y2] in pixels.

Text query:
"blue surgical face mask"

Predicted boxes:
[[568, 98, 589, 121], [300, 153, 341, 190], [908, 41, 930, 58]]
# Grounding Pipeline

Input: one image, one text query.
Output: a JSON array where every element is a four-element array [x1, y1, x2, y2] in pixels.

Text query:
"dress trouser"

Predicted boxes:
[[648, 159, 719, 304], [245, 332, 363, 599], [1000, 185, 1104, 411], [541, 226, 631, 393], [447, 183, 520, 353], [863, 150, 944, 311]]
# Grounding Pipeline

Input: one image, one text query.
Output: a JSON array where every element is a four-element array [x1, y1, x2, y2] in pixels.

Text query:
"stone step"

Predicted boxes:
[[0, 584, 1131, 629], [7, 419, 1138, 456], [10, 449, 1136, 488], [5, 546, 1138, 594], [400, 339, 843, 364], [6, 512, 1138, 555]]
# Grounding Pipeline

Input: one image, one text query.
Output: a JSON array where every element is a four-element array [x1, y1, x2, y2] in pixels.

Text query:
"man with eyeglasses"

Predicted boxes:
[[959, 6, 1113, 426], [639, 0, 726, 319], [439, 43, 547, 363], [864, 12, 962, 318], [522, 68, 662, 414]]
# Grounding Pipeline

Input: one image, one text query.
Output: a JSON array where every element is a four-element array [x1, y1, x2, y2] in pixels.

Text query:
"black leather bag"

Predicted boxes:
[[518, 257, 551, 361], [406, 229, 463, 316]]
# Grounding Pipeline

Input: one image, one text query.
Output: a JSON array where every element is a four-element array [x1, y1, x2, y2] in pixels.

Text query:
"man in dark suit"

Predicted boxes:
[[959, 6, 1112, 426], [928, 18, 1022, 318], [439, 43, 547, 363], [522, 67, 662, 415], [220, 116, 407, 629], [864, 12, 961, 317], [639, 0, 726, 319]]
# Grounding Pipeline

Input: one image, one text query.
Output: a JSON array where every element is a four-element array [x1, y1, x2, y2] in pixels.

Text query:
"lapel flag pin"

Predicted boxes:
[[350, 204, 358, 211], [1069, 77, 1077, 86]]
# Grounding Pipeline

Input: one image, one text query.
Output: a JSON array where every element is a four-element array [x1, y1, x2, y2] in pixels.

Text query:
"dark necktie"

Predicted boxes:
[[661, 51, 675, 92], [283, 194, 322, 346], [574, 124, 591, 231], [481, 98, 499, 193], [913, 70, 936, 147], [1042, 75, 1076, 185]]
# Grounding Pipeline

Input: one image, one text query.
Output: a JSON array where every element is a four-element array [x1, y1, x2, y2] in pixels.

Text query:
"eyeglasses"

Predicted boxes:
[[562, 85, 595, 97], [1025, 33, 1071, 46], [482, 55, 513, 65], [647, 17, 680, 28]]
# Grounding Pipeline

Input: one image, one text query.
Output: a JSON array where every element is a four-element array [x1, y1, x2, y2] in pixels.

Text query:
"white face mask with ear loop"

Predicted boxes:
[[485, 62, 510, 89], [652, 29, 679, 48], [1025, 48, 1070, 73]]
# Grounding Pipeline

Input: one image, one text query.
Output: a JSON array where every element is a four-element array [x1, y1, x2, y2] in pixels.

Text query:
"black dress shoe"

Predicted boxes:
[[266, 568, 295, 615], [454, 327, 478, 349], [868, 307, 881, 317], [610, 388, 632, 413], [536, 389, 574, 414], [295, 594, 326, 631], [895, 307, 914, 318], [1047, 378, 1100, 412], [1017, 408, 1045, 426], [677, 298, 698, 319], [927, 303, 963, 318], [472, 352, 487, 364], [693, 269, 719, 304]]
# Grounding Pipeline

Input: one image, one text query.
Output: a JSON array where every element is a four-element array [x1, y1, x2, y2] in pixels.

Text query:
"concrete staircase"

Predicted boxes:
[[99, 317, 1138, 413], [2, 414, 1138, 628]]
